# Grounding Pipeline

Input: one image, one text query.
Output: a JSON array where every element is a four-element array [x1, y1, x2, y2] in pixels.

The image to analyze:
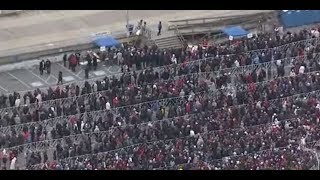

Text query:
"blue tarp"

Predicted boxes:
[[280, 10, 320, 28], [94, 36, 120, 47], [222, 26, 249, 38]]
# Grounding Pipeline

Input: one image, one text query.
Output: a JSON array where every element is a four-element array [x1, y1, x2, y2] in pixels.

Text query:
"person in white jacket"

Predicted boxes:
[[299, 65, 305, 74], [234, 59, 240, 67], [15, 98, 20, 107], [171, 54, 177, 64], [36, 93, 42, 103], [94, 125, 100, 133], [10, 157, 17, 170], [25, 96, 30, 105], [106, 101, 111, 110], [81, 121, 85, 132]]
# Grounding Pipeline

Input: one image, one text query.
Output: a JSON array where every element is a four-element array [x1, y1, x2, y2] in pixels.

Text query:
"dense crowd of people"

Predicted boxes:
[[0, 26, 320, 170]]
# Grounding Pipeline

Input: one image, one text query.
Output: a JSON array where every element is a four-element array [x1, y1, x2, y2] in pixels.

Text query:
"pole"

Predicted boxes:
[[126, 10, 129, 27]]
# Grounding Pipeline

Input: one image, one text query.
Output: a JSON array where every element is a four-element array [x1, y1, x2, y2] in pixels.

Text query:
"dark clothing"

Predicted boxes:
[[85, 66, 90, 79], [39, 61, 45, 75], [87, 54, 92, 70], [45, 60, 51, 74], [58, 72, 63, 84], [93, 57, 98, 70], [63, 54, 67, 67], [157, 22, 162, 36]]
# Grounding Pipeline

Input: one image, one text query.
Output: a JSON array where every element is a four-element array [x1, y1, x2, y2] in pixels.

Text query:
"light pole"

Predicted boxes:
[[126, 10, 129, 27]]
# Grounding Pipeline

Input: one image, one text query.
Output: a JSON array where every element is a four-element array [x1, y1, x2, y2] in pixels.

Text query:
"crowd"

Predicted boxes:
[[28, 92, 320, 170], [0, 25, 320, 108], [0, 26, 320, 170], [14, 70, 320, 169], [0, 26, 318, 109], [161, 146, 316, 170]]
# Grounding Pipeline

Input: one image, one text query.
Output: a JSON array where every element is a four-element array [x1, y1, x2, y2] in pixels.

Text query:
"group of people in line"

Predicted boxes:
[[0, 25, 320, 170]]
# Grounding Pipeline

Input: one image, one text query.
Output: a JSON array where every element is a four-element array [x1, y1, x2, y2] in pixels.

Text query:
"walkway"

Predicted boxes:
[[0, 10, 269, 56]]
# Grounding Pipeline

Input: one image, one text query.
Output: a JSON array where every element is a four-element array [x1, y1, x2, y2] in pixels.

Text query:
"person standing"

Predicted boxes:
[[85, 65, 89, 79], [45, 59, 51, 75], [142, 21, 146, 35], [76, 52, 81, 66], [68, 54, 72, 69], [9, 157, 16, 170], [157, 21, 162, 36], [58, 71, 63, 84], [87, 54, 92, 71], [63, 53, 67, 67], [137, 19, 143, 30], [117, 51, 123, 66], [70, 54, 77, 72], [39, 60, 45, 75], [93, 56, 98, 71]]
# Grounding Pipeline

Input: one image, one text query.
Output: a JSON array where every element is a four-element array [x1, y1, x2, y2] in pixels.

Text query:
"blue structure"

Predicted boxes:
[[94, 36, 120, 47], [280, 10, 320, 28], [222, 26, 249, 38]]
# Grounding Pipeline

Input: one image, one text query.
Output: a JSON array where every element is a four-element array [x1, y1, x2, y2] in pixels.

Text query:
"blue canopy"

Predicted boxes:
[[280, 10, 320, 28], [222, 26, 249, 38], [94, 36, 120, 47]]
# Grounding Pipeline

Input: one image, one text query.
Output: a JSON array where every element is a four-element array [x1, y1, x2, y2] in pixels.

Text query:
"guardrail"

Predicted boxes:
[[169, 14, 241, 26], [173, 25, 186, 47], [168, 11, 275, 31]]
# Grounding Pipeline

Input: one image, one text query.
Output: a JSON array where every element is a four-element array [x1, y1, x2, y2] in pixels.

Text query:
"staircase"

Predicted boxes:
[[151, 30, 183, 50]]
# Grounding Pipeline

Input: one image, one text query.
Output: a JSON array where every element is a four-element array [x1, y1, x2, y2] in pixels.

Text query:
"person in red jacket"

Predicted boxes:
[[24, 131, 30, 143], [69, 115, 77, 127], [186, 101, 191, 114], [70, 54, 77, 72], [249, 82, 256, 95], [246, 73, 253, 84], [202, 39, 208, 49], [113, 96, 119, 107]]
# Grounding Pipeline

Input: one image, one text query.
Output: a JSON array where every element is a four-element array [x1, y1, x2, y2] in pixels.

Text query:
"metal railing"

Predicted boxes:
[[167, 11, 274, 30], [173, 24, 186, 48], [168, 14, 243, 28]]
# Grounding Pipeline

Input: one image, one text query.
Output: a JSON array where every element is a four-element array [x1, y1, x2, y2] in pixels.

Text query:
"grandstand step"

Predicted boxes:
[[156, 43, 182, 50], [153, 35, 183, 50], [157, 44, 183, 50], [156, 40, 181, 45], [155, 39, 181, 46], [157, 45, 182, 50], [157, 42, 181, 48], [152, 35, 179, 41]]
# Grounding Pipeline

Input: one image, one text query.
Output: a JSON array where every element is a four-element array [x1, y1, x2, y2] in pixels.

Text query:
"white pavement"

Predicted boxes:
[[0, 10, 271, 56]]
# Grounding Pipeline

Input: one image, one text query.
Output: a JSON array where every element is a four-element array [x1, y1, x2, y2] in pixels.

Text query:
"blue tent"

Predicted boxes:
[[280, 10, 320, 28], [222, 26, 249, 38], [94, 36, 120, 47]]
